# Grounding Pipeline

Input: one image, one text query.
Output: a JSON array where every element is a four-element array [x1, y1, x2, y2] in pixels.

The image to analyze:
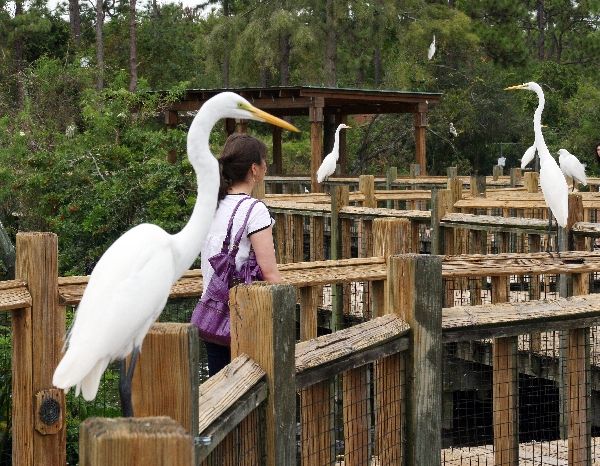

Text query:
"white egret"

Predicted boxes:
[[505, 82, 568, 254], [317, 123, 351, 183], [558, 148, 587, 191], [497, 157, 506, 167], [52, 92, 299, 416], [427, 34, 436, 60], [449, 122, 458, 138], [520, 144, 536, 169]]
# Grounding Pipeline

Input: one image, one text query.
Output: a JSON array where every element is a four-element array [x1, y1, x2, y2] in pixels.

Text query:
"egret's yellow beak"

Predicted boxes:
[[505, 84, 527, 91], [242, 104, 300, 132], [346, 126, 352, 129]]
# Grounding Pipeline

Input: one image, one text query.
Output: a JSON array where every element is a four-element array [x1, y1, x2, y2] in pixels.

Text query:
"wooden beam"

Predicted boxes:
[[309, 97, 324, 193]]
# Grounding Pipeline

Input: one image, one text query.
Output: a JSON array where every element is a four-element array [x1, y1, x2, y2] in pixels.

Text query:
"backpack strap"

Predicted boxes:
[[221, 196, 251, 252]]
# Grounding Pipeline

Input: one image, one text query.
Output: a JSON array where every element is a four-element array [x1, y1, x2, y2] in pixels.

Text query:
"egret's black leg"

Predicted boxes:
[[119, 346, 140, 417], [546, 208, 554, 258]]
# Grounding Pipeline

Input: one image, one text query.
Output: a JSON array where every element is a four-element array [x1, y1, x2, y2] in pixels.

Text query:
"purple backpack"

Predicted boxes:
[[191, 197, 264, 346]]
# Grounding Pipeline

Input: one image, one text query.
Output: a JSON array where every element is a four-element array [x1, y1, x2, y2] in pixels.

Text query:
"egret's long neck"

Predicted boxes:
[[332, 128, 342, 161], [532, 87, 549, 166], [171, 108, 221, 279]]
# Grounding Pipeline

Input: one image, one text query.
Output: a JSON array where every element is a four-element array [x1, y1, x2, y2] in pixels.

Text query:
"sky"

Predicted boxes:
[[44, 0, 207, 14]]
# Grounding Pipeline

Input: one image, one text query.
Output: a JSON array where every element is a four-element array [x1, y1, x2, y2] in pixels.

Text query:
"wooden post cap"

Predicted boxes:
[[79, 416, 193, 466]]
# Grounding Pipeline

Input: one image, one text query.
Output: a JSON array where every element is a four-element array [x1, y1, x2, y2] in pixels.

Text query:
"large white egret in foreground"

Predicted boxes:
[[52, 92, 299, 416], [317, 123, 351, 183], [558, 148, 587, 191], [505, 82, 568, 253]]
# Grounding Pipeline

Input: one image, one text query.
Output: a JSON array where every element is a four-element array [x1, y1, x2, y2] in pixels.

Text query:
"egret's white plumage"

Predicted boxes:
[[521, 144, 536, 169], [52, 92, 299, 403], [449, 122, 458, 138], [506, 82, 568, 228], [558, 149, 587, 189], [428, 34, 436, 60], [317, 123, 351, 183]]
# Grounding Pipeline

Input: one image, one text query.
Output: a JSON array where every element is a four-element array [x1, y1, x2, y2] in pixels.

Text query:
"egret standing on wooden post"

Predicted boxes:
[[558, 148, 587, 192], [317, 123, 351, 183], [505, 82, 568, 254], [52, 92, 299, 417]]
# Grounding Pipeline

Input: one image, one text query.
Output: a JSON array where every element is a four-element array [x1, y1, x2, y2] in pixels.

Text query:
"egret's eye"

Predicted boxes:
[[238, 102, 244, 109]]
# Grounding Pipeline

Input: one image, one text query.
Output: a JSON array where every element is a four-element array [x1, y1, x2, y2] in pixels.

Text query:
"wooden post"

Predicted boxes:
[[447, 166, 458, 179], [310, 98, 324, 193], [293, 214, 304, 262], [414, 106, 427, 174], [14, 232, 65, 466], [493, 336, 519, 466], [274, 212, 285, 263], [470, 175, 486, 197], [359, 175, 376, 208], [372, 220, 410, 463], [372, 218, 410, 318], [331, 186, 349, 332], [285, 214, 294, 263], [79, 417, 193, 466], [230, 284, 296, 466], [524, 172, 539, 193], [272, 125, 282, 176], [431, 189, 453, 256], [493, 165, 503, 180], [509, 168, 522, 187], [409, 164, 421, 179], [386, 167, 398, 209], [388, 254, 442, 466], [131, 323, 199, 436], [251, 181, 266, 200]]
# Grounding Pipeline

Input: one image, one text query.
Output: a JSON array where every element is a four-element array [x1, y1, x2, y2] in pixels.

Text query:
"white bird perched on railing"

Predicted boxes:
[[427, 34, 436, 60], [558, 148, 587, 191], [52, 92, 299, 416], [505, 82, 568, 254], [317, 123, 351, 183]]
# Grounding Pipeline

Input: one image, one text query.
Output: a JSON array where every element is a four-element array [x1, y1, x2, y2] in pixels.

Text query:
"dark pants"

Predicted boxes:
[[204, 340, 231, 376]]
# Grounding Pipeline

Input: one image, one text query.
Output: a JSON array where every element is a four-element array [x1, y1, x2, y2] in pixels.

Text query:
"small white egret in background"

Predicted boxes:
[[65, 124, 76, 139], [449, 122, 458, 138], [505, 82, 568, 255], [497, 157, 506, 167], [428, 34, 436, 60], [52, 92, 299, 416], [558, 148, 587, 191], [521, 144, 536, 169], [317, 123, 351, 183]]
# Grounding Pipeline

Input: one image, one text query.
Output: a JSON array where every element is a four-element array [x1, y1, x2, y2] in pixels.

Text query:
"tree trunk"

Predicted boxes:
[[223, 0, 230, 87], [324, 0, 337, 87], [279, 33, 291, 86], [96, 0, 104, 91], [129, 0, 138, 92], [374, 46, 381, 87], [260, 56, 268, 87], [152, 0, 158, 19], [14, 0, 24, 109], [69, 0, 81, 48], [537, 0, 544, 61]]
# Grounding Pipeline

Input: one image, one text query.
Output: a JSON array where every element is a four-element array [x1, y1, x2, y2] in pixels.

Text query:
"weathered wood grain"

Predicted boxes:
[[0, 286, 31, 311]]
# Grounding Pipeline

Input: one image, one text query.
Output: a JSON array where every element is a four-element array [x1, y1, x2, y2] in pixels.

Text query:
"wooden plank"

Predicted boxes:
[[299, 380, 331, 466], [284, 214, 294, 263], [196, 381, 268, 462], [0, 286, 31, 311], [131, 323, 199, 436], [493, 336, 519, 466], [15, 232, 65, 466], [374, 352, 403, 464], [299, 286, 319, 342], [79, 417, 193, 466], [293, 214, 304, 262], [359, 175, 376, 208], [342, 366, 369, 465]]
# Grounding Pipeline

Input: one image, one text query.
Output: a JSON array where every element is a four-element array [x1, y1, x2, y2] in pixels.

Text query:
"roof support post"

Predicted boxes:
[[414, 103, 428, 175], [310, 97, 324, 193]]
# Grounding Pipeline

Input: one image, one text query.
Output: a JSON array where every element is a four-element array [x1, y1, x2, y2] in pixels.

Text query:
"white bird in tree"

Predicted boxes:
[[52, 92, 299, 416], [521, 144, 536, 169], [428, 34, 436, 60], [449, 122, 458, 138], [505, 82, 568, 254], [317, 123, 351, 183], [558, 148, 587, 191]]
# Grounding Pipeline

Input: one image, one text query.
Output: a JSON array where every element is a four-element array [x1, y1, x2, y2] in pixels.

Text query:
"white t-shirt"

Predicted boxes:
[[201, 194, 274, 292]]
